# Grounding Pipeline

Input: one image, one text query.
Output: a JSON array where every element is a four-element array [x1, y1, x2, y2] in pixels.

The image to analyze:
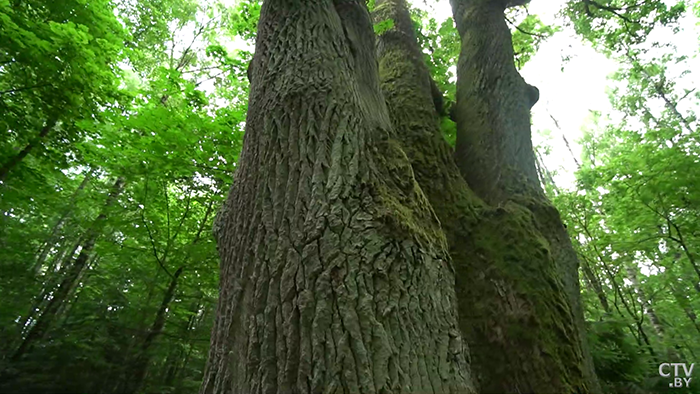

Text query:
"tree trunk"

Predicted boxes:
[[580, 254, 610, 313], [34, 171, 92, 273], [625, 262, 684, 361], [0, 116, 58, 183], [123, 199, 216, 393], [20, 235, 79, 335], [162, 298, 202, 387], [11, 177, 125, 361], [374, 0, 598, 392], [199, 1, 474, 393], [625, 264, 665, 338], [120, 266, 184, 394]]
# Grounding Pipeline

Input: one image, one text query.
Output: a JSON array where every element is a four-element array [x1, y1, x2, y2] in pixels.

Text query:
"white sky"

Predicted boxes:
[[416, 0, 699, 190], [210, 0, 698, 190], [415, 0, 619, 189]]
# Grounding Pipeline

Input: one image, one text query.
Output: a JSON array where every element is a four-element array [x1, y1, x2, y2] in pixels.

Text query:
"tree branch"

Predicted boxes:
[[504, 16, 548, 38]]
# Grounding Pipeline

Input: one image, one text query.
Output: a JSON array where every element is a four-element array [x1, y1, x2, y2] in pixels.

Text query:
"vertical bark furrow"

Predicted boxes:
[[446, 0, 601, 391], [200, 0, 474, 393], [449, 0, 541, 204], [374, 0, 599, 392]]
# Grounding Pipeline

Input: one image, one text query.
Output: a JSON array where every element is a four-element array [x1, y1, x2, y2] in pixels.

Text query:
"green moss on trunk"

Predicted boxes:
[[375, 0, 598, 392], [200, 1, 475, 393]]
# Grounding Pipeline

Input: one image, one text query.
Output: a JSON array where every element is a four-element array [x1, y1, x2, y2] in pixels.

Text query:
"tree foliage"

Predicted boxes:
[[539, 1, 700, 393], [1, 0, 699, 392], [1, 0, 250, 392]]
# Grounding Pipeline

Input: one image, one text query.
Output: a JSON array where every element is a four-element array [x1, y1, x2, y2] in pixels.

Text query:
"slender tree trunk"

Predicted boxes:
[[374, 0, 598, 392], [534, 148, 559, 194], [625, 263, 666, 339], [34, 172, 92, 273], [20, 235, 78, 335], [50, 236, 81, 274], [200, 1, 474, 393], [580, 254, 610, 313], [162, 299, 201, 387], [120, 266, 184, 394], [625, 261, 689, 362], [122, 199, 215, 393], [0, 117, 58, 182], [667, 224, 700, 291], [580, 230, 659, 359], [21, 235, 84, 330], [669, 281, 700, 335], [56, 255, 100, 328], [11, 177, 125, 361]]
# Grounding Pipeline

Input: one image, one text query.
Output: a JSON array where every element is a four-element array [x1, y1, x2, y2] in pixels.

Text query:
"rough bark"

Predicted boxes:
[[199, 1, 474, 393], [449, 0, 541, 204], [373, 1, 598, 393], [448, 0, 602, 391], [11, 177, 125, 361]]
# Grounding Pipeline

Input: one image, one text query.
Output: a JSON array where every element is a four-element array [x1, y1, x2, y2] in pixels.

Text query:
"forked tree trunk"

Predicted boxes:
[[375, 0, 599, 392], [200, 1, 474, 393]]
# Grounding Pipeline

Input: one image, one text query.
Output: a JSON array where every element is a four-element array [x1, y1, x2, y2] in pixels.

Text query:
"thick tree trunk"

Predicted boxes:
[[446, 0, 601, 391], [11, 177, 125, 361], [374, 0, 598, 393], [199, 1, 475, 393], [529, 203, 601, 392], [449, 0, 541, 203], [0, 117, 58, 183]]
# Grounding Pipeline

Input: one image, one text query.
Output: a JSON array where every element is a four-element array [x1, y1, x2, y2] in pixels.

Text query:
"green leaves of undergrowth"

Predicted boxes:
[[0, 0, 254, 392]]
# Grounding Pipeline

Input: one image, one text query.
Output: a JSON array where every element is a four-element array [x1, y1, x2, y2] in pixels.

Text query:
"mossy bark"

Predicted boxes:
[[375, 0, 599, 392], [199, 0, 475, 393], [448, 0, 601, 392]]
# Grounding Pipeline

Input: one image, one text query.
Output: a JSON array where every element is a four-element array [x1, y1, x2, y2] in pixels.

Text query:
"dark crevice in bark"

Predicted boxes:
[[375, 0, 601, 392], [200, 1, 474, 393]]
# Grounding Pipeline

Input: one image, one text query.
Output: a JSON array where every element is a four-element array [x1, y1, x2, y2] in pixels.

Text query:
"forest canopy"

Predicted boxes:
[[0, 0, 698, 393]]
